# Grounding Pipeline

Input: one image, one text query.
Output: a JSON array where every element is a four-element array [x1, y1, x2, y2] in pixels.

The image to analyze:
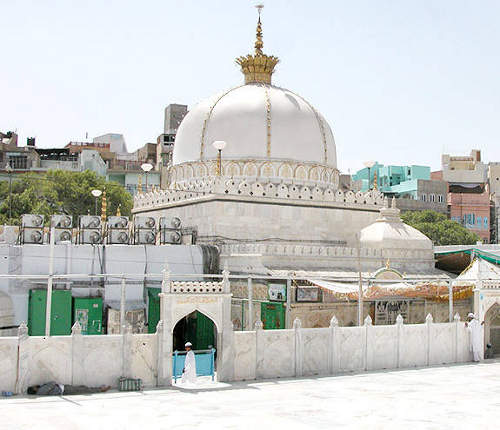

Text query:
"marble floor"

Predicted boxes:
[[2, 360, 499, 430]]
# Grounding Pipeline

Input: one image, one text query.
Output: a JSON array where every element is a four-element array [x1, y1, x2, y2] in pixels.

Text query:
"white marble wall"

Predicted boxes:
[[0, 337, 18, 392], [0, 313, 475, 393], [256, 329, 296, 379], [233, 314, 473, 382]]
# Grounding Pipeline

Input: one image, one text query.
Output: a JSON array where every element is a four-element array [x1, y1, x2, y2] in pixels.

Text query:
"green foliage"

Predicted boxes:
[[401, 210, 481, 246], [0, 170, 133, 225]]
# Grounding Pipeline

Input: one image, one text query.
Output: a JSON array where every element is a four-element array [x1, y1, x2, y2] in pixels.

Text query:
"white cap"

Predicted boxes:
[[185, 342, 192, 347], [467, 313, 475, 318]]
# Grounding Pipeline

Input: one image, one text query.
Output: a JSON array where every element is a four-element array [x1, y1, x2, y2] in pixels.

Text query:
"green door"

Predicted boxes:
[[73, 297, 103, 335], [193, 312, 215, 350], [28, 290, 72, 336], [147, 287, 161, 334], [261, 302, 285, 329]]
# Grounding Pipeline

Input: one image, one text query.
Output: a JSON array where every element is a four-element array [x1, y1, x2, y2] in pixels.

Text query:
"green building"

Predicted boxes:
[[352, 163, 431, 199]]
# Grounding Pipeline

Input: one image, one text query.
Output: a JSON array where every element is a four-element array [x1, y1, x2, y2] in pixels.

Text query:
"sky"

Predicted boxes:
[[1, 0, 499, 173]]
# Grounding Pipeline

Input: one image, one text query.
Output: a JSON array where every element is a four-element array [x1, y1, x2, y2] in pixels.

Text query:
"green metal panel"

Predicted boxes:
[[73, 297, 103, 335], [28, 290, 72, 336], [147, 287, 161, 334], [261, 302, 285, 330]]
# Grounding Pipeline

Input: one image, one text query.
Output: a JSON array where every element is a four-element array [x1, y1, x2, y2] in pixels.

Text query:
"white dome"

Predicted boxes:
[[359, 204, 433, 252], [173, 83, 337, 168]]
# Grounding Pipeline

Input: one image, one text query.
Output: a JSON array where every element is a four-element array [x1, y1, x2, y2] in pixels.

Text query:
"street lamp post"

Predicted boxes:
[[364, 161, 376, 191], [5, 164, 12, 221], [91, 189, 102, 216], [141, 163, 153, 192], [212, 140, 227, 176]]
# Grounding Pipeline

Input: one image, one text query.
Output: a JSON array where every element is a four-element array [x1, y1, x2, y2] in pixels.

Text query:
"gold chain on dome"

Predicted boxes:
[[236, 5, 279, 85]]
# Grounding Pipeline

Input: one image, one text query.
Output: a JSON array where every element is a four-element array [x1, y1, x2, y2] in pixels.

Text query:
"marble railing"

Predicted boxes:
[[233, 314, 472, 381], [169, 281, 224, 294], [481, 280, 500, 289], [134, 176, 385, 210]]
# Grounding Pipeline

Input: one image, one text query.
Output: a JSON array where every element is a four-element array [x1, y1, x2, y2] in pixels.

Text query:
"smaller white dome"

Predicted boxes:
[[360, 201, 433, 251]]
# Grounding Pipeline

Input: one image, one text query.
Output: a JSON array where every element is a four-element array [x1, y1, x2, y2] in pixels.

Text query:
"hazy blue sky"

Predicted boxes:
[[1, 0, 499, 172]]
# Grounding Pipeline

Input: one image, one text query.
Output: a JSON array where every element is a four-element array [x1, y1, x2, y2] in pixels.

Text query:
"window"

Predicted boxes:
[[437, 194, 444, 203], [477, 216, 482, 226], [429, 194, 435, 202], [8, 155, 28, 169], [484, 217, 488, 228], [421, 194, 427, 202]]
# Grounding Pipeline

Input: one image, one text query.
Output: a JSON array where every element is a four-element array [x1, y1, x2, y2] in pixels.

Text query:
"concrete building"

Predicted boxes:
[[93, 133, 137, 162], [91, 133, 162, 195], [0, 133, 107, 180], [437, 150, 491, 243], [157, 104, 188, 188], [488, 163, 500, 243], [442, 150, 487, 184], [65, 141, 116, 167]]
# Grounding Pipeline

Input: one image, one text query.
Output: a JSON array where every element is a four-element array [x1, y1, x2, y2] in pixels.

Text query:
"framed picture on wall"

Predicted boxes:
[[296, 286, 319, 302], [268, 283, 286, 301]]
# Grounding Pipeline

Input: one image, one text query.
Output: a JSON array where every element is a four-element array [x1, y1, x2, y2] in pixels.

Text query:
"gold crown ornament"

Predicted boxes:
[[236, 4, 279, 84]]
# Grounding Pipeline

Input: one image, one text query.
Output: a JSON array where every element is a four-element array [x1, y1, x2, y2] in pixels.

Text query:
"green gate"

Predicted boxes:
[[28, 290, 72, 336], [73, 297, 103, 335], [147, 287, 161, 334], [261, 302, 285, 329]]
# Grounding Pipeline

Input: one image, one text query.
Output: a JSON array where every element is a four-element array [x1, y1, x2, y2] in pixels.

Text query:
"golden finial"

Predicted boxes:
[[236, 4, 279, 85], [116, 204, 121, 217], [101, 190, 107, 223], [385, 258, 390, 269], [255, 4, 264, 55]]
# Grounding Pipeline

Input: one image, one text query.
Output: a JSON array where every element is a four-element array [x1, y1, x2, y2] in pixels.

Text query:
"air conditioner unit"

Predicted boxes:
[[81, 230, 102, 244], [109, 230, 130, 244], [135, 230, 156, 245], [22, 229, 43, 244], [79, 215, 101, 229], [134, 216, 156, 229], [159, 216, 181, 229], [107, 216, 129, 229], [51, 214, 72, 229], [21, 214, 44, 228], [55, 229, 72, 244], [160, 229, 182, 244]]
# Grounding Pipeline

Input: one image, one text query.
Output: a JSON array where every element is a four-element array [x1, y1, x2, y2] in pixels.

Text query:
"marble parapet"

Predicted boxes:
[[133, 176, 385, 212]]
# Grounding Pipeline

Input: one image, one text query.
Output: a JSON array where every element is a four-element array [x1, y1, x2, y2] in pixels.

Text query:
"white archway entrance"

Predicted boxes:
[[484, 303, 500, 356], [156, 271, 234, 385]]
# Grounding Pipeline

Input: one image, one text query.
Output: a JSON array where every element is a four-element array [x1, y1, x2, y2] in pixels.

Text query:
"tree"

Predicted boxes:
[[401, 210, 480, 246], [0, 170, 133, 225]]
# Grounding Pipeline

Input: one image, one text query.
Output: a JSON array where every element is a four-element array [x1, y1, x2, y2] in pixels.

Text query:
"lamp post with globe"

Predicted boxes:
[[141, 163, 154, 192], [212, 140, 227, 176], [5, 164, 12, 221], [363, 161, 376, 191], [91, 189, 102, 216]]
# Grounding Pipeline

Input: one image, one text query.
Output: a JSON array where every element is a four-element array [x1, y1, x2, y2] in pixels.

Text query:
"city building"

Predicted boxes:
[[157, 104, 188, 188], [488, 163, 500, 243], [65, 141, 116, 166], [352, 163, 447, 213], [0, 133, 107, 180], [89, 133, 161, 195], [435, 150, 491, 243], [93, 133, 137, 161]]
